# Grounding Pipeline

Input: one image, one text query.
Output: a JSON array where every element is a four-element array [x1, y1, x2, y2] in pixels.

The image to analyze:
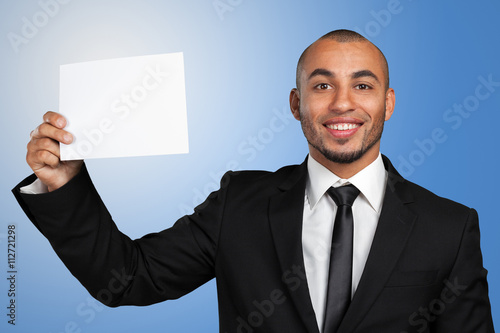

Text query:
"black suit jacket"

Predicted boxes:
[[13, 155, 494, 332]]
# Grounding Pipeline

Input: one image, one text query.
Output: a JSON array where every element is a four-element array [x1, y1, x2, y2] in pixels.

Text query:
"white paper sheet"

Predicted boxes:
[[59, 52, 188, 160]]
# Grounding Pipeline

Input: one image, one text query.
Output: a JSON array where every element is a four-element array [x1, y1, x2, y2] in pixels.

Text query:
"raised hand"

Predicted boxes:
[[26, 111, 83, 192]]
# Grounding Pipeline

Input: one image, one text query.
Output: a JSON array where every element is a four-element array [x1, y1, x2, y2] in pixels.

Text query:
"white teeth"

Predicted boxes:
[[327, 123, 360, 131]]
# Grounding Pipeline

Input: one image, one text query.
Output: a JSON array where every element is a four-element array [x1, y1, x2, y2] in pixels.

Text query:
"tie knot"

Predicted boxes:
[[327, 184, 360, 207]]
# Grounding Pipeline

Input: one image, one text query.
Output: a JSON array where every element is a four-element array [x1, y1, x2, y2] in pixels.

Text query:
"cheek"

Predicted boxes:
[[301, 96, 330, 118], [362, 99, 387, 121]]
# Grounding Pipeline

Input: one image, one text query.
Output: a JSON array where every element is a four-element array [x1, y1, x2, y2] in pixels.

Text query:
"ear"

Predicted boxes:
[[384, 88, 395, 121], [289, 88, 301, 120]]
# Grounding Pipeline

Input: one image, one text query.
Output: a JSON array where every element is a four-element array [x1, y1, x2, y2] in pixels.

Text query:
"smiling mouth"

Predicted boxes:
[[326, 123, 360, 131]]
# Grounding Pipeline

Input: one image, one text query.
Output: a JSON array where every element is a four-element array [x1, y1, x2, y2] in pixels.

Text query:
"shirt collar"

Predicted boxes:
[[306, 153, 387, 213]]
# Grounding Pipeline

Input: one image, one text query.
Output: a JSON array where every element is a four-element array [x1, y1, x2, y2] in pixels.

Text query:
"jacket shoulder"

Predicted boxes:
[[402, 178, 474, 220], [223, 163, 303, 188]]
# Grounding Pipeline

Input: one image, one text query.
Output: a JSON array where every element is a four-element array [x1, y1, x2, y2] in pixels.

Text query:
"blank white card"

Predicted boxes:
[[59, 52, 188, 160]]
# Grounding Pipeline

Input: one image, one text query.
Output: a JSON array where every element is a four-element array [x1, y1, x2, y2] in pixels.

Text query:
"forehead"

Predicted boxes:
[[300, 40, 385, 81]]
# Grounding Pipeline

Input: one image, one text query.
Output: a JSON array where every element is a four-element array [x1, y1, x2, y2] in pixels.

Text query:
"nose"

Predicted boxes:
[[329, 87, 355, 113]]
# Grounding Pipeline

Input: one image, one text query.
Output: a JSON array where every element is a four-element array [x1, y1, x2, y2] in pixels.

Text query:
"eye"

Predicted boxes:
[[315, 83, 331, 90], [355, 84, 371, 90]]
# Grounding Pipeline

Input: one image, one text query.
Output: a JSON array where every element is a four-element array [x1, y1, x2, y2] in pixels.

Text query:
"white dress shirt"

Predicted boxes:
[[302, 153, 387, 330], [20, 177, 48, 194]]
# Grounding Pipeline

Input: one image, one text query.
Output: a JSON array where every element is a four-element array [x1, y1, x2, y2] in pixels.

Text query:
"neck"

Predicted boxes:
[[310, 147, 380, 179]]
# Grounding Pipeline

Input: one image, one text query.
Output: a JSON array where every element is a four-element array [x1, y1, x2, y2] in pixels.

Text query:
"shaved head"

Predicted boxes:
[[296, 29, 390, 90]]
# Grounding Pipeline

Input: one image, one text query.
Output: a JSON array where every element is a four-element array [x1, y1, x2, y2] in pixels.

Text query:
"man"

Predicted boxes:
[[13, 30, 494, 332]]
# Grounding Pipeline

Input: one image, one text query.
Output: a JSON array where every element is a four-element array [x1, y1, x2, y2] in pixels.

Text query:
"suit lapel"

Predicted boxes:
[[267, 155, 417, 333], [338, 156, 417, 333], [268, 160, 320, 333]]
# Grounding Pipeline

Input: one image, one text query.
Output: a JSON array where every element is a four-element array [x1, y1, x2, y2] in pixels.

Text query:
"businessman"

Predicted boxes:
[[13, 29, 494, 332]]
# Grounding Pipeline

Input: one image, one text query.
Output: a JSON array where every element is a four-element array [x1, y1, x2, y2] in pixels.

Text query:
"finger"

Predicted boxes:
[[31, 122, 73, 145], [37, 149, 61, 169], [29, 137, 61, 157], [43, 111, 67, 129], [26, 143, 60, 170], [27, 137, 60, 164]]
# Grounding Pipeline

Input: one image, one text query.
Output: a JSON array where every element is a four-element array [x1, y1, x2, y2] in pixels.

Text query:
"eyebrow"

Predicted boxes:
[[308, 68, 334, 80], [351, 69, 380, 83], [307, 68, 381, 84]]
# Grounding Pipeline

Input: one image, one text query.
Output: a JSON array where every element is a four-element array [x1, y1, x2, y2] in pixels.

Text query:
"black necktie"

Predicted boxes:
[[323, 184, 360, 333]]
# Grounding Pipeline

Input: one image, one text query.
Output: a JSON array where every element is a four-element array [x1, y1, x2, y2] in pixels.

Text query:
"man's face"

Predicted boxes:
[[290, 39, 395, 170]]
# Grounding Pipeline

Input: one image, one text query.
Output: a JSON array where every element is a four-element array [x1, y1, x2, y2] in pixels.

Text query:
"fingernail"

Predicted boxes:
[[63, 134, 72, 143], [57, 118, 65, 128]]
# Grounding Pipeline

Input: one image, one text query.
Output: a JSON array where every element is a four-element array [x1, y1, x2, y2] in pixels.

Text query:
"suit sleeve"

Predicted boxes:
[[12, 164, 229, 307], [432, 208, 495, 332]]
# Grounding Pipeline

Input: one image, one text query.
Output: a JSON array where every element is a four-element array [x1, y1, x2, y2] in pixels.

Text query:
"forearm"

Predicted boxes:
[[13, 164, 137, 305], [12, 164, 220, 307]]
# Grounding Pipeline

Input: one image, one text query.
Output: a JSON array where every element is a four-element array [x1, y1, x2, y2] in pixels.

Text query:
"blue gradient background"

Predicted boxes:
[[1, 0, 499, 332]]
